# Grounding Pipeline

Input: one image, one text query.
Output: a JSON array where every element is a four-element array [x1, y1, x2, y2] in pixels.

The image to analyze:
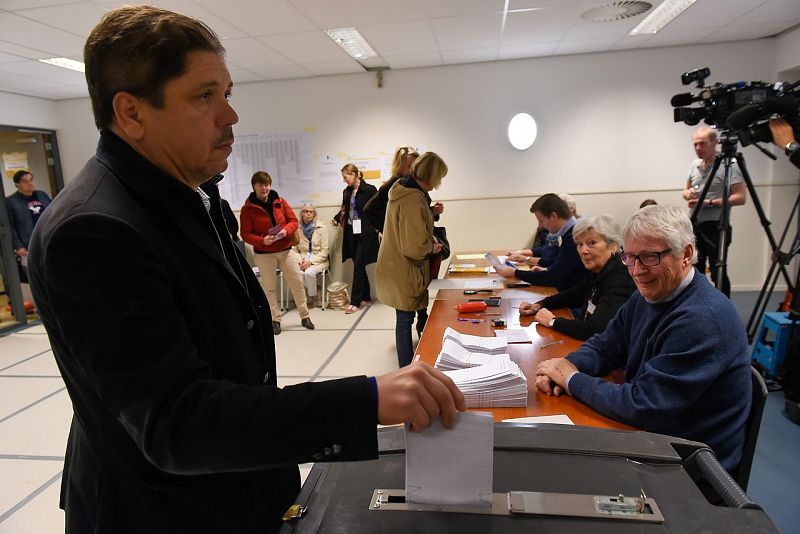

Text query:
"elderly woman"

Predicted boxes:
[[292, 203, 329, 305], [534, 205, 751, 473], [519, 214, 635, 340], [377, 152, 448, 367]]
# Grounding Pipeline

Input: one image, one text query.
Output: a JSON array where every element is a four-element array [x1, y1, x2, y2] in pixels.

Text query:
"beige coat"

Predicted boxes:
[[376, 181, 433, 311], [291, 220, 330, 270]]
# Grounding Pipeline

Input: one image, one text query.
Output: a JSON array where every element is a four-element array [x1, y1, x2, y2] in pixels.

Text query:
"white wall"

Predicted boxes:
[[51, 37, 800, 291]]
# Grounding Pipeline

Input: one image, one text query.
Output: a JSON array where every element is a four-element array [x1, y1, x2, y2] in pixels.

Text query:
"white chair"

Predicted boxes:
[[280, 267, 329, 310]]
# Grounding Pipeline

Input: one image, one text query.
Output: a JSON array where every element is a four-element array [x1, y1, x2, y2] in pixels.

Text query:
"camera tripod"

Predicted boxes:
[[689, 131, 796, 341]]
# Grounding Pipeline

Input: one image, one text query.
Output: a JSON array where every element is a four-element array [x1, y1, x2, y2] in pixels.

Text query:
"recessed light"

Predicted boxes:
[[629, 0, 697, 34], [38, 57, 85, 72], [326, 27, 378, 61]]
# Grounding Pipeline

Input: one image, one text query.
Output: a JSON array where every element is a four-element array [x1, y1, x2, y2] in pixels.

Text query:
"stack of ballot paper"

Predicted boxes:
[[443, 357, 528, 408], [441, 327, 507, 354], [435, 338, 509, 371]]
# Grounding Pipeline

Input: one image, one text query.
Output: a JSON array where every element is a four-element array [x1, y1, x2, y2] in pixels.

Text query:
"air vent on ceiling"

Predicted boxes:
[[580, 1, 652, 23]]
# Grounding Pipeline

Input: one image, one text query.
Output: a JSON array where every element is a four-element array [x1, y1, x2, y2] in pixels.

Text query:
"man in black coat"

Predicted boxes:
[[28, 6, 463, 533]]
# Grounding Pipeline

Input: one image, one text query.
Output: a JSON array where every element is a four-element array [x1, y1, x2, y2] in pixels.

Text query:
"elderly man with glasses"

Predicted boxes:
[[535, 205, 751, 473]]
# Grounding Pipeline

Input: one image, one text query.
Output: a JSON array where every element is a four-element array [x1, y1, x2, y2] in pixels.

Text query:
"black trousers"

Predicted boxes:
[[349, 237, 372, 306], [694, 220, 732, 297]]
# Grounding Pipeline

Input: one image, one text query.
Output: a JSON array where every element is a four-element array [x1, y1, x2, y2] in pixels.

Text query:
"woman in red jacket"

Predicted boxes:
[[241, 171, 314, 334]]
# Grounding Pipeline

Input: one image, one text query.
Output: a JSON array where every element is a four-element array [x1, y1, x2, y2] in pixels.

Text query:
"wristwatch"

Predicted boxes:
[[548, 317, 556, 328], [786, 141, 799, 155]]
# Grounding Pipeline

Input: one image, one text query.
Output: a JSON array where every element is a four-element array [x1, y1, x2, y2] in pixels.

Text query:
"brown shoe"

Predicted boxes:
[[301, 317, 315, 330]]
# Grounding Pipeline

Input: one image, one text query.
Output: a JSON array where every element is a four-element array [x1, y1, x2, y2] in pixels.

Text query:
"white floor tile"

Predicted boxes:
[[274, 331, 341, 376], [0, 352, 59, 377], [0, 336, 52, 370], [0, 378, 64, 421], [0, 460, 61, 523], [13, 324, 48, 335], [276, 306, 356, 331], [0, 389, 72, 457], [0, 469, 64, 534], [353, 302, 397, 330], [319, 330, 400, 377]]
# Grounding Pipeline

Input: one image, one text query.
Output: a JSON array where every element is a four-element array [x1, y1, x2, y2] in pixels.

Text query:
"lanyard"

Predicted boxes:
[[350, 189, 359, 220]]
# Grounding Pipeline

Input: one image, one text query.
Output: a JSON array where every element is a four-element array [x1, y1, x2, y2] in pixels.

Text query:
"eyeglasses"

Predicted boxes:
[[620, 248, 672, 267]]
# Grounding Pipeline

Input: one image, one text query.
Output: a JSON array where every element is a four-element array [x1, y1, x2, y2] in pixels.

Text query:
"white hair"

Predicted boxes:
[[558, 193, 577, 213], [573, 214, 623, 248], [623, 205, 697, 263]]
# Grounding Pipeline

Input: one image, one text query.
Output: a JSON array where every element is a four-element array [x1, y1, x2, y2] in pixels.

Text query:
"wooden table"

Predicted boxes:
[[417, 253, 634, 430]]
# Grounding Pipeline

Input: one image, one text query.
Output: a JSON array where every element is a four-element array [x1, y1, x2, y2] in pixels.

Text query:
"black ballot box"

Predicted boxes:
[[279, 424, 779, 533]]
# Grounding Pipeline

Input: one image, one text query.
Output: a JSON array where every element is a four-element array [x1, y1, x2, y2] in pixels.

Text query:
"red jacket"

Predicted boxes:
[[240, 192, 298, 253]]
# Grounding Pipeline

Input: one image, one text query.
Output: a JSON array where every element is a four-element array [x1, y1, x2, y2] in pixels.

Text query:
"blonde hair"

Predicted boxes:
[[390, 146, 419, 178], [340, 163, 363, 180], [411, 152, 448, 190]]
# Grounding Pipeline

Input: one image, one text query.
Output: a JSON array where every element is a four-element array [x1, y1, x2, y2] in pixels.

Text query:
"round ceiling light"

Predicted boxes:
[[507, 113, 538, 150]]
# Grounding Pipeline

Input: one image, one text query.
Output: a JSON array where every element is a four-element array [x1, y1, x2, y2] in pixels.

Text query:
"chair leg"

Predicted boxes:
[[321, 269, 327, 310]]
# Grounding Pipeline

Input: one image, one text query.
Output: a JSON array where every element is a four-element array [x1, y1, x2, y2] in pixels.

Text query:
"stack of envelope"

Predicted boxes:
[[443, 357, 528, 408], [435, 338, 508, 371]]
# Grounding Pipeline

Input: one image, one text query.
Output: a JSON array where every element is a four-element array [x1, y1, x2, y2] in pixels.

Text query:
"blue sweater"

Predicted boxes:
[[514, 226, 588, 290], [566, 271, 751, 471]]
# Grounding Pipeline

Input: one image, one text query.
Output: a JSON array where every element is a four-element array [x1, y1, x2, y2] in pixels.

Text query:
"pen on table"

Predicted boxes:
[[540, 340, 565, 348], [457, 318, 483, 324]]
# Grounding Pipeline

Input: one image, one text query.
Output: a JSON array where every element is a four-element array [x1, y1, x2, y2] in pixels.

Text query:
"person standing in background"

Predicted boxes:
[[241, 171, 314, 334], [332, 164, 379, 314], [377, 152, 448, 367], [5, 170, 51, 282], [681, 126, 746, 297]]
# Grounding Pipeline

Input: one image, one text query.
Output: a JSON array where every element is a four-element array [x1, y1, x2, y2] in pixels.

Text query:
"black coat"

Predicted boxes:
[[28, 130, 378, 534], [335, 180, 379, 264], [539, 253, 636, 340]]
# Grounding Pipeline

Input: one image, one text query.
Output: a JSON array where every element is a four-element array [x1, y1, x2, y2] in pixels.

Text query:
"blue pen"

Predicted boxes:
[[504, 260, 517, 268], [457, 318, 482, 324]]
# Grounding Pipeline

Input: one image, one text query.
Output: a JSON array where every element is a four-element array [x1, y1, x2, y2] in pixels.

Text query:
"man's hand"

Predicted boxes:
[[518, 301, 542, 316], [534, 374, 564, 396], [14, 247, 27, 257], [534, 308, 555, 326], [432, 202, 444, 215], [495, 265, 516, 278], [770, 118, 796, 148], [535, 358, 578, 396], [507, 251, 532, 263], [376, 362, 466, 431]]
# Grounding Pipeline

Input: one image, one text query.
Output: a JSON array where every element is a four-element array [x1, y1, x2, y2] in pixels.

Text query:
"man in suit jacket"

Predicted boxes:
[[28, 6, 463, 533]]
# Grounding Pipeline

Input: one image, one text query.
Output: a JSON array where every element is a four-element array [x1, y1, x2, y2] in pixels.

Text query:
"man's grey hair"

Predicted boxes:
[[696, 125, 718, 143], [623, 205, 697, 263], [558, 193, 577, 213], [573, 214, 623, 248]]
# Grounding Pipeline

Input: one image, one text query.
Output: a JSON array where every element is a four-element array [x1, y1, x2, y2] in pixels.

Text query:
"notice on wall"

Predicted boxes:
[[2, 151, 29, 180], [220, 132, 314, 209]]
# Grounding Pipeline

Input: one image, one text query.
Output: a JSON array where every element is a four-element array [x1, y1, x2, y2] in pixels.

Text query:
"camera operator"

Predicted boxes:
[[681, 126, 747, 297], [769, 117, 800, 169]]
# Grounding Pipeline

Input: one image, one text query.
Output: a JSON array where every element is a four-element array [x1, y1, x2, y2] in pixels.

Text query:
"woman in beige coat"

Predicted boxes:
[[377, 152, 448, 367], [291, 203, 330, 305]]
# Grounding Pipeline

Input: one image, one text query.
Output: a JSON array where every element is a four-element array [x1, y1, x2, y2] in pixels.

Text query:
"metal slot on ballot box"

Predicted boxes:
[[369, 489, 664, 523]]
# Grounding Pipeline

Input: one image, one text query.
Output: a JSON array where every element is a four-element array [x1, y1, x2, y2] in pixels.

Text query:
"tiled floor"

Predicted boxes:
[[1, 296, 797, 532]]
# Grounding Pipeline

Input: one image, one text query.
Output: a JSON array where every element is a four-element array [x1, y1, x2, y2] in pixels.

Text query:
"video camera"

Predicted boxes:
[[671, 67, 799, 146]]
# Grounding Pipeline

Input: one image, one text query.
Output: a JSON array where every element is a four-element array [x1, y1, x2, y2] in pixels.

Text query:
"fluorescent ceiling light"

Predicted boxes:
[[325, 27, 377, 61], [38, 57, 85, 72], [629, 0, 696, 35]]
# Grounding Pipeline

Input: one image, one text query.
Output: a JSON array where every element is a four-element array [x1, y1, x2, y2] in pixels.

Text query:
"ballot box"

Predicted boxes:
[[279, 424, 778, 533]]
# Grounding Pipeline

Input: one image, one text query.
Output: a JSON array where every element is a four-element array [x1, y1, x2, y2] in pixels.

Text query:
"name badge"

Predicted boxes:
[[586, 301, 596, 315], [352, 219, 362, 234]]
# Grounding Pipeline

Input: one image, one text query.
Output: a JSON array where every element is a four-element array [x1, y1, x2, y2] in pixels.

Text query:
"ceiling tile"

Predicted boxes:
[[440, 47, 498, 65], [248, 64, 315, 80], [433, 13, 503, 51], [384, 52, 442, 69], [666, 0, 761, 31], [0, 0, 77, 9], [259, 31, 350, 63], [303, 59, 364, 76], [500, 6, 579, 44], [727, 0, 800, 25], [359, 20, 438, 56], [0, 40, 53, 60], [15, 2, 109, 37], [700, 21, 791, 42], [497, 41, 557, 60], [227, 66, 264, 84], [639, 28, 718, 48], [0, 58, 85, 83], [555, 37, 620, 55], [223, 37, 294, 69], [336, 0, 428, 26], [194, 0, 317, 36], [137, 0, 249, 39], [425, 0, 503, 18], [289, 0, 352, 29], [0, 12, 85, 57], [561, 18, 642, 40]]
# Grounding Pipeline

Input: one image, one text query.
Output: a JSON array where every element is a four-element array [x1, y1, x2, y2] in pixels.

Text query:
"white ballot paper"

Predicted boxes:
[[405, 411, 494, 507]]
